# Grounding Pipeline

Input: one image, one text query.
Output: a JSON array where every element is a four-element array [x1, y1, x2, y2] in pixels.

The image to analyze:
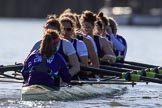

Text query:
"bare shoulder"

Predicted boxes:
[[82, 37, 90, 45]]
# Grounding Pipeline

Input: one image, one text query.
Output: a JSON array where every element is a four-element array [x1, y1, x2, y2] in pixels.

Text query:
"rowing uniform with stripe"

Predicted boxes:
[[105, 34, 127, 62], [70, 38, 88, 80], [31, 39, 76, 63], [71, 38, 88, 61], [77, 34, 98, 53], [57, 39, 76, 62], [21, 50, 71, 88]]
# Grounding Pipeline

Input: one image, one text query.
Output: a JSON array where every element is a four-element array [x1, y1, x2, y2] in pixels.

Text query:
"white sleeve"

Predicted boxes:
[[62, 39, 76, 56], [77, 40, 88, 57]]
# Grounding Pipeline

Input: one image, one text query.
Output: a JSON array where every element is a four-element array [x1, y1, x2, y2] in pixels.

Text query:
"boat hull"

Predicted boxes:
[[21, 84, 126, 101]]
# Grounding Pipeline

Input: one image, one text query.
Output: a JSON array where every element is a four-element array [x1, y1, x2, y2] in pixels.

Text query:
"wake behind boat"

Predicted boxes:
[[21, 84, 126, 101]]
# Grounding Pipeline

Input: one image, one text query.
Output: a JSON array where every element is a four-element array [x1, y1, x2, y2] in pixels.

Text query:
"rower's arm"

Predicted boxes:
[[68, 53, 80, 76], [77, 40, 89, 66], [84, 38, 100, 68], [101, 38, 115, 56], [62, 40, 80, 76], [59, 54, 72, 83], [101, 38, 116, 64]]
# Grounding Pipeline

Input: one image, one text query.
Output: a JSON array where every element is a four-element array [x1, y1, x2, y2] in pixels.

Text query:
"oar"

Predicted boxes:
[[0, 79, 23, 83], [100, 61, 146, 70], [146, 67, 162, 74], [122, 72, 162, 84], [116, 56, 158, 68], [100, 65, 131, 72], [70, 80, 136, 85], [0, 74, 23, 80], [0, 64, 23, 80], [80, 66, 162, 84], [100, 65, 162, 79], [2, 63, 162, 84], [100, 60, 162, 78], [120, 60, 158, 68], [0, 64, 23, 72]]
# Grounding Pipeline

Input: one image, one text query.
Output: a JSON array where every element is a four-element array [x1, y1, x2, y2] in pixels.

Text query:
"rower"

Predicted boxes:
[[30, 15, 80, 77], [21, 30, 72, 88], [79, 10, 116, 64], [59, 11, 89, 80], [59, 9, 100, 68], [104, 16, 127, 62]]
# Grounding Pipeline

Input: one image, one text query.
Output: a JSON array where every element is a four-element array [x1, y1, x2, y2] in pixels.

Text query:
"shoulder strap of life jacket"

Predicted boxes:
[[93, 35, 104, 58], [57, 40, 69, 62]]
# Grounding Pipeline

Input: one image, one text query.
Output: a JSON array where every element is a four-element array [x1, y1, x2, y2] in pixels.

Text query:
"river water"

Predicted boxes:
[[0, 18, 162, 108]]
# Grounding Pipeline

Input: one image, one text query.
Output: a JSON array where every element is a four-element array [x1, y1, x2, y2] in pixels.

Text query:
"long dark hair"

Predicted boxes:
[[40, 29, 59, 58]]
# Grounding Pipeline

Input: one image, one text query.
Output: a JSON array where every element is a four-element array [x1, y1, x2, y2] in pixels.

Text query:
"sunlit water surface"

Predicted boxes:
[[0, 18, 162, 108]]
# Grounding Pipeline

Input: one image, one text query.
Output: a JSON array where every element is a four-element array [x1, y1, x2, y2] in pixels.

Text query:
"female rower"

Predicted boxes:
[[105, 17, 127, 62], [59, 16, 89, 80], [30, 15, 80, 77], [80, 10, 116, 64], [21, 30, 72, 88], [59, 17, 88, 66], [60, 9, 100, 68]]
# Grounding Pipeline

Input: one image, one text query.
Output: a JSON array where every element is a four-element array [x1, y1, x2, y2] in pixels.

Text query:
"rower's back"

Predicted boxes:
[[21, 30, 72, 88]]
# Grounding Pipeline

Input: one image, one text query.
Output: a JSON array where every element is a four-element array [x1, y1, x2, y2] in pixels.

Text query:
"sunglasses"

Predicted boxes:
[[63, 28, 72, 32]]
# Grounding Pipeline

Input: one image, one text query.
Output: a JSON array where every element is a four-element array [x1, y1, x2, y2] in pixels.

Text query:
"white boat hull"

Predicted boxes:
[[21, 84, 126, 101]]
